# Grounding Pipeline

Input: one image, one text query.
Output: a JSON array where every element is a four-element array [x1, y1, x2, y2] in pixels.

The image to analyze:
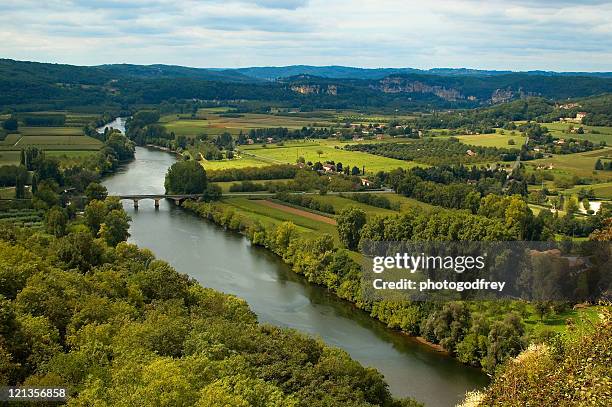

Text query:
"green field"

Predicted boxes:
[[19, 126, 84, 136], [8, 135, 102, 150], [524, 305, 604, 338], [160, 111, 337, 137], [0, 121, 103, 154], [240, 140, 419, 173], [200, 155, 270, 170], [564, 182, 612, 199], [542, 122, 612, 145], [222, 197, 337, 238], [526, 148, 612, 182], [457, 131, 528, 148], [0, 151, 21, 165]]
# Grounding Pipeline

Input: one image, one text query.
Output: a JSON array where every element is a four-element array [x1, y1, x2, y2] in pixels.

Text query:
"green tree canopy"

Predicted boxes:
[[84, 182, 108, 202], [164, 161, 207, 194], [337, 206, 367, 250]]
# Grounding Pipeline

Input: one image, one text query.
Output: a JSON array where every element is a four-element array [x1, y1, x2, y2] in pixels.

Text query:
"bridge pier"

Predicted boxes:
[[154, 198, 160, 209], [133, 199, 139, 209]]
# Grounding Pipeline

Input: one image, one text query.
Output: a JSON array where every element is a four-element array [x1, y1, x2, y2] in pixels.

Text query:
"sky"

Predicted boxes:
[[1, 0, 612, 71]]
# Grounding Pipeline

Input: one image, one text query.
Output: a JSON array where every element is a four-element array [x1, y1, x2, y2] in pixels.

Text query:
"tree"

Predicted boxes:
[[595, 159, 604, 170], [565, 195, 579, 214], [337, 206, 367, 250], [316, 149, 323, 158], [85, 182, 108, 202], [14, 172, 26, 199], [45, 206, 68, 237], [99, 209, 131, 246], [508, 139, 516, 145], [164, 161, 207, 194], [2, 117, 18, 131], [84, 199, 108, 235], [201, 184, 222, 202], [33, 180, 60, 209]]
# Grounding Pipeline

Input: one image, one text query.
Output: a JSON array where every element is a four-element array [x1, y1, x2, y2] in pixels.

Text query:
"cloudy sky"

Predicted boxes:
[[1, 0, 611, 71]]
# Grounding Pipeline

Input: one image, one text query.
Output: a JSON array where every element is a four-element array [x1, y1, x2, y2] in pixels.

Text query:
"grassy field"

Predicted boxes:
[[240, 140, 419, 173], [160, 111, 338, 137], [200, 155, 270, 170], [19, 126, 84, 136], [456, 131, 528, 148], [524, 305, 604, 338], [526, 148, 612, 182], [222, 197, 338, 239], [0, 151, 21, 166], [564, 182, 612, 199], [0, 121, 103, 155], [8, 135, 102, 150], [542, 122, 612, 145]]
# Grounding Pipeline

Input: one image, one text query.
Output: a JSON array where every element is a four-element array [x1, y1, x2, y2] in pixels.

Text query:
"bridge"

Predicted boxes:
[[110, 194, 203, 208], [108, 189, 396, 209]]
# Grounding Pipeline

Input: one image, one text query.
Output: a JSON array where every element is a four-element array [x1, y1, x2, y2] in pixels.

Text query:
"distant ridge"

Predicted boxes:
[[2, 58, 612, 111], [232, 65, 612, 80]]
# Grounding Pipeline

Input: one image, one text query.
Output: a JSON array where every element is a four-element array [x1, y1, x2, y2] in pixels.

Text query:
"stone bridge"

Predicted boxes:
[[110, 194, 202, 208]]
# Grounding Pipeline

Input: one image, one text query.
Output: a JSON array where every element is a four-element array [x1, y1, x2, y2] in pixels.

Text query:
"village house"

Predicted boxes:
[[322, 164, 335, 172], [576, 112, 587, 122], [361, 178, 373, 187]]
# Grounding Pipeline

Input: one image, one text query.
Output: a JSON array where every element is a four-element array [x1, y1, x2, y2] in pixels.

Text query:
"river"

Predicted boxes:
[[96, 117, 126, 134], [102, 146, 488, 407]]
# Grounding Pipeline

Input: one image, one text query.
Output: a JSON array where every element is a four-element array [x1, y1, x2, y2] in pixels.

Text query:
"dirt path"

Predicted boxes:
[[255, 200, 337, 225]]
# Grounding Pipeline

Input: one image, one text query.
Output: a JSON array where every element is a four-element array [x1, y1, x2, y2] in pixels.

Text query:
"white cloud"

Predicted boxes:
[[0, 0, 611, 71]]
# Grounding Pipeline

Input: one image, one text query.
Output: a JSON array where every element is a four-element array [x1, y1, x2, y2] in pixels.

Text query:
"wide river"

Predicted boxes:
[[103, 146, 488, 407]]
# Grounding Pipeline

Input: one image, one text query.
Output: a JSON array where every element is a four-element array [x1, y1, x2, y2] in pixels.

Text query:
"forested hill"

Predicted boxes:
[[97, 63, 257, 82], [2, 58, 612, 111]]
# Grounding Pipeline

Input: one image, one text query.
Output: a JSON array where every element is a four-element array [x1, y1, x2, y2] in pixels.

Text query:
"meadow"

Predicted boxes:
[[221, 197, 337, 239], [0, 151, 21, 166], [160, 109, 338, 137], [564, 181, 612, 199], [526, 148, 612, 182], [0, 112, 104, 162], [456, 131, 528, 148], [542, 121, 612, 145], [240, 140, 419, 173]]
